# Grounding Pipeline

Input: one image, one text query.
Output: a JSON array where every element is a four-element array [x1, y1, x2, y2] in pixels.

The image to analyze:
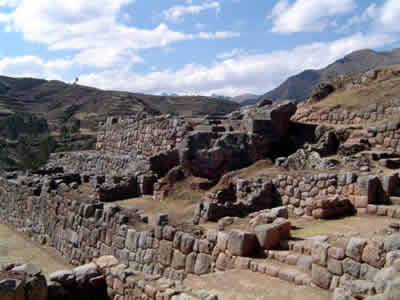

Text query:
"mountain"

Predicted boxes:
[[257, 48, 400, 104], [232, 94, 260, 105], [0, 76, 240, 131]]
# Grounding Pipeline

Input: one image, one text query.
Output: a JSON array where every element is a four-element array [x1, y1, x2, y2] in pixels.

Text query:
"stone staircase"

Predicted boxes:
[[236, 240, 316, 288], [249, 256, 313, 287]]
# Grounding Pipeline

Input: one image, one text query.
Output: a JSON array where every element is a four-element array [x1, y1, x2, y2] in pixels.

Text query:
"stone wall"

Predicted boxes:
[[270, 172, 384, 217], [47, 152, 138, 175], [368, 121, 400, 154], [96, 116, 193, 160], [0, 257, 219, 300], [0, 174, 262, 283], [235, 235, 400, 294], [293, 98, 400, 125], [198, 172, 387, 221]]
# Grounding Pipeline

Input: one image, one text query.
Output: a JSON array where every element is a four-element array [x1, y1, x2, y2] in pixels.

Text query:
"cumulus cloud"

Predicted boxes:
[[269, 0, 356, 34], [337, 0, 400, 35], [337, 4, 377, 33], [0, 0, 238, 69], [0, 56, 63, 79], [376, 0, 400, 32], [79, 32, 395, 97], [162, 1, 221, 22]]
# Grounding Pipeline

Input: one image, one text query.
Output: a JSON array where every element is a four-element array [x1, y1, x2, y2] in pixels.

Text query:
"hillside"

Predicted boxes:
[[0, 76, 240, 131], [255, 48, 400, 104], [310, 64, 400, 111], [0, 75, 240, 170], [232, 93, 260, 104]]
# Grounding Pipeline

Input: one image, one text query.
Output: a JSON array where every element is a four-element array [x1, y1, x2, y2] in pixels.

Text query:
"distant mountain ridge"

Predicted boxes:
[[0, 75, 240, 131], [232, 94, 260, 105], [254, 48, 400, 105]]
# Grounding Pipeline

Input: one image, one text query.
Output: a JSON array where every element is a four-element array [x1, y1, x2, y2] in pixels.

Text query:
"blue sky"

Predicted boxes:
[[0, 0, 399, 97]]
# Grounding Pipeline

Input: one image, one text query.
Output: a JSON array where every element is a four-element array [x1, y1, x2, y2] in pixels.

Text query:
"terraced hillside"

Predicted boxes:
[[0, 76, 240, 131]]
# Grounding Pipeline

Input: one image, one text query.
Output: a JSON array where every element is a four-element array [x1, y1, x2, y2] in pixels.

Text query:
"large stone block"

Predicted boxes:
[[312, 264, 332, 289], [343, 258, 361, 278], [254, 225, 280, 250], [357, 176, 380, 205], [180, 234, 195, 254], [216, 232, 229, 251], [227, 230, 259, 256], [312, 241, 330, 266], [64, 230, 79, 246], [362, 242, 385, 269], [327, 258, 343, 276], [185, 253, 197, 274], [125, 229, 138, 251], [73, 263, 100, 285], [171, 250, 186, 270], [346, 238, 368, 262], [194, 253, 212, 275], [159, 241, 173, 266]]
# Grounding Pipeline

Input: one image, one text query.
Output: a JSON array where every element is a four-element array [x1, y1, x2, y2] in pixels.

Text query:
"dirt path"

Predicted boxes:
[[184, 270, 331, 300], [0, 224, 71, 276]]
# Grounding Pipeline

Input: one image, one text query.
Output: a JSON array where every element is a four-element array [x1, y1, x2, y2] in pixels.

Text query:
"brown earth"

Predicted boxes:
[[183, 269, 331, 300], [0, 224, 71, 276]]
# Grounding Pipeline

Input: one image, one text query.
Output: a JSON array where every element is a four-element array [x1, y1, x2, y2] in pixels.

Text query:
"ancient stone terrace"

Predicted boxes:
[[3, 97, 400, 300]]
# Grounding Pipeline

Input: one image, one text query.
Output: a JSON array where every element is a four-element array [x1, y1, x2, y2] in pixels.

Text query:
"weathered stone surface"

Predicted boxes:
[[73, 263, 100, 285], [94, 256, 119, 270], [350, 280, 375, 296], [332, 287, 352, 300], [171, 250, 186, 270], [343, 258, 361, 278], [227, 230, 259, 257], [384, 234, 400, 252], [362, 242, 385, 269], [216, 232, 229, 251], [296, 255, 312, 272], [194, 254, 212, 275], [254, 224, 280, 250], [180, 234, 195, 254], [49, 270, 75, 285], [159, 241, 173, 266], [312, 242, 330, 266], [346, 238, 368, 262], [185, 253, 197, 274], [328, 258, 343, 276], [312, 264, 332, 289]]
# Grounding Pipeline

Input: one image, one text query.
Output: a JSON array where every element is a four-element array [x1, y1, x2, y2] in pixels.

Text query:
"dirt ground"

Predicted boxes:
[[0, 224, 71, 277], [291, 215, 399, 247], [184, 269, 331, 300]]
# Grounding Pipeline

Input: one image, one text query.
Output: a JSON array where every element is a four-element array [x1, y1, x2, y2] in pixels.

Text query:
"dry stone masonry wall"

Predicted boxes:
[[293, 98, 400, 125], [198, 171, 392, 222], [96, 116, 193, 160]]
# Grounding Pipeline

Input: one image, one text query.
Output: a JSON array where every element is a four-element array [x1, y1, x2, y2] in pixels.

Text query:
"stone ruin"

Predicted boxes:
[[2, 98, 400, 300]]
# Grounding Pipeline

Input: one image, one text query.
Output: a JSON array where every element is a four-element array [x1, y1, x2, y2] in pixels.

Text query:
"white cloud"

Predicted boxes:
[[337, 4, 377, 33], [269, 0, 356, 34], [79, 32, 395, 97], [337, 0, 400, 34], [376, 0, 400, 32], [217, 48, 245, 59], [0, 0, 237, 69], [0, 56, 63, 79], [162, 1, 220, 22]]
